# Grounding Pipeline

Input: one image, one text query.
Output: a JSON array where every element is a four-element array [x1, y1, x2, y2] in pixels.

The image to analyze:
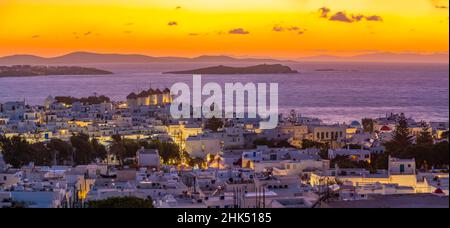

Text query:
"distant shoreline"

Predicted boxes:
[[164, 64, 299, 75], [0, 65, 113, 78], [1, 51, 447, 65]]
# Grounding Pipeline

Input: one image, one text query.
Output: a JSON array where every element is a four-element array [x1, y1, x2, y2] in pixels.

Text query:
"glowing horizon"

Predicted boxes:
[[0, 0, 448, 59]]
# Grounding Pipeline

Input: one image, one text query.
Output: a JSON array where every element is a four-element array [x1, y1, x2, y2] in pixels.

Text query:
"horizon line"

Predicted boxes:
[[0, 50, 449, 64], [1, 50, 449, 58]]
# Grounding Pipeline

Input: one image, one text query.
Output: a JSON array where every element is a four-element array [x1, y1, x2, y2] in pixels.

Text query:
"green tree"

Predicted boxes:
[[29, 142, 53, 166], [331, 155, 370, 169], [0, 135, 55, 167], [110, 135, 126, 165], [343, 144, 363, 150], [86, 197, 154, 208], [370, 152, 389, 170], [431, 142, 449, 168], [186, 155, 205, 168], [253, 138, 293, 148], [416, 121, 433, 146], [362, 118, 374, 133], [154, 141, 181, 164], [441, 131, 449, 141], [404, 144, 431, 169], [253, 138, 274, 147], [385, 113, 413, 156], [121, 139, 152, 158], [55, 95, 110, 105], [399, 142, 449, 170], [70, 134, 96, 165], [47, 139, 72, 165], [91, 138, 107, 161], [109, 137, 181, 165], [205, 117, 223, 132], [1, 134, 110, 168], [0, 135, 31, 168], [301, 139, 325, 149], [301, 139, 329, 159]]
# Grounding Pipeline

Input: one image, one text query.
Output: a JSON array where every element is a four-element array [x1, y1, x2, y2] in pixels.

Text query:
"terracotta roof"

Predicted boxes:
[[380, 126, 391, 131]]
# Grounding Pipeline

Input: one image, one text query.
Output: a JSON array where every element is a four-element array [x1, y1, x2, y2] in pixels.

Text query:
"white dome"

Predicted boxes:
[[350, 120, 361, 126]]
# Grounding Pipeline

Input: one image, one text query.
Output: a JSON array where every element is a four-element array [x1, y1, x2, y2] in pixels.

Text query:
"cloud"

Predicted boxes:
[[124, 22, 134, 26], [430, 0, 449, 9], [84, 31, 92, 36], [229, 28, 250, 35], [366, 15, 383, 22], [352, 14, 365, 22], [175, 6, 182, 10], [273, 26, 284, 32], [320, 8, 383, 23], [272, 25, 306, 34], [189, 33, 199, 36], [168, 21, 178, 26], [31, 35, 40, 39], [319, 7, 331, 18], [330, 12, 354, 23], [124, 30, 132, 34], [435, 4, 449, 9]]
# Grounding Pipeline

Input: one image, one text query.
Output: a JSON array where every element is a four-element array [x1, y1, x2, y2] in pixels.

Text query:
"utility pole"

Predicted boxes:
[[263, 186, 266, 208]]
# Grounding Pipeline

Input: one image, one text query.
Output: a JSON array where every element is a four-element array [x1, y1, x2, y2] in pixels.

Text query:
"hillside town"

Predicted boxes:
[[0, 89, 448, 208]]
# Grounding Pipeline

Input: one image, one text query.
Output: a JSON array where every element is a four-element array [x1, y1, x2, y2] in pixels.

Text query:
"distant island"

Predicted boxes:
[[297, 52, 449, 63], [0, 52, 294, 65], [0, 65, 113, 77], [315, 68, 337, 72], [164, 64, 299, 75], [0, 51, 448, 65]]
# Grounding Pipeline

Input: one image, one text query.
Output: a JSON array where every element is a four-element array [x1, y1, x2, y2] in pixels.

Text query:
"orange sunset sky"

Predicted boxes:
[[0, 0, 448, 59]]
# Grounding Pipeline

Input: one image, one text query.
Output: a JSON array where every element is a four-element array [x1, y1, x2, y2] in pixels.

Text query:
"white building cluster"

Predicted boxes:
[[0, 97, 448, 208]]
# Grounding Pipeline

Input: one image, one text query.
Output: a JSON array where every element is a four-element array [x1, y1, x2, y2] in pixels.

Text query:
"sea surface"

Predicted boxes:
[[0, 62, 448, 124]]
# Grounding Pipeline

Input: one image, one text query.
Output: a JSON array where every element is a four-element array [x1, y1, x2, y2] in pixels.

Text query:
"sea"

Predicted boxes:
[[0, 62, 448, 124]]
